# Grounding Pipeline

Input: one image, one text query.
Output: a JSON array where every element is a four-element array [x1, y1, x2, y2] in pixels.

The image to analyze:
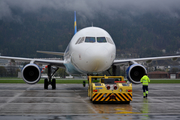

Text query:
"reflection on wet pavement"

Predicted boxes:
[[92, 104, 137, 114], [0, 84, 180, 119]]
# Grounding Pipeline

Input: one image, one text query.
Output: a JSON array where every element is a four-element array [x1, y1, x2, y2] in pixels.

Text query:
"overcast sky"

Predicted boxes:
[[0, 0, 180, 21]]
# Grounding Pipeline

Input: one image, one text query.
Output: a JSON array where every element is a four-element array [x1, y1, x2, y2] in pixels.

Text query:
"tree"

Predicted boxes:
[[0, 66, 7, 77]]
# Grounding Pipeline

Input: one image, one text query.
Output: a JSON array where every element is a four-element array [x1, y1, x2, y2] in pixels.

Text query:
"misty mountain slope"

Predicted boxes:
[[0, 0, 180, 58]]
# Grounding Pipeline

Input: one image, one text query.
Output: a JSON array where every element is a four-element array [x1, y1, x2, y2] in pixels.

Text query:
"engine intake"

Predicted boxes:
[[126, 64, 147, 84], [22, 64, 41, 84]]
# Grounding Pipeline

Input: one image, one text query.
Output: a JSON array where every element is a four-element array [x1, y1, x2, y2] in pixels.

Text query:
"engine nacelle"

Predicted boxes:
[[126, 64, 147, 84], [22, 64, 41, 84]]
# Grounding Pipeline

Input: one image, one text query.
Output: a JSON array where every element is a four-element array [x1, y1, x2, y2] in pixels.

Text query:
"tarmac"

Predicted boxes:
[[0, 83, 180, 120]]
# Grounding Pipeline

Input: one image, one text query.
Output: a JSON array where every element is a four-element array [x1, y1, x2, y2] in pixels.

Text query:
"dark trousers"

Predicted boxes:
[[142, 85, 148, 92], [142, 85, 149, 96]]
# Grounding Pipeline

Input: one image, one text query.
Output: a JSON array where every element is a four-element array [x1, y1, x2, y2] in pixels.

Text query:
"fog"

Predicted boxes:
[[0, 0, 180, 21]]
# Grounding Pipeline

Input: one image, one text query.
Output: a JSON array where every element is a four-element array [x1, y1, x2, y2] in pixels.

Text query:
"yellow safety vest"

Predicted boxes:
[[140, 75, 150, 86]]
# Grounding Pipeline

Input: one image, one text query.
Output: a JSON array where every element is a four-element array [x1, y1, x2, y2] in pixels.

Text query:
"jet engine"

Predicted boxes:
[[22, 64, 41, 84], [126, 64, 147, 84]]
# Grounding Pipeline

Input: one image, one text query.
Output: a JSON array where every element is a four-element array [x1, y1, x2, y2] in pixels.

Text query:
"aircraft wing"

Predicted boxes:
[[0, 56, 65, 67], [37, 51, 64, 56], [113, 55, 180, 65]]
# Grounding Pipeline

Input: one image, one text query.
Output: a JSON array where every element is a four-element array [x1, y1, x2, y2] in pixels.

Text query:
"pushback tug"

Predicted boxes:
[[87, 75, 132, 104]]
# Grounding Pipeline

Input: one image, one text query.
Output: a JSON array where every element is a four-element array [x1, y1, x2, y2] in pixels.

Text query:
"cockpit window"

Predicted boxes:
[[76, 37, 114, 44], [85, 37, 95, 43], [76, 37, 85, 44], [97, 37, 107, 43], [79, 37, 85, 44], [75, 38, 82, 44], [106, 37, 114, 44]]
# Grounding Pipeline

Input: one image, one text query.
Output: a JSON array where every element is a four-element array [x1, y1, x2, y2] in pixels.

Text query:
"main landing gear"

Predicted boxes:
[[44, 65, 59, 90], [106, 65, 120, 76]]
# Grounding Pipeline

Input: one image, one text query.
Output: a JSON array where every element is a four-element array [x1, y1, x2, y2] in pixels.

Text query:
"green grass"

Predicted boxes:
[[0, 79, 88, 84], [150, 80, 180, 84], [0, 78, 180, 84]]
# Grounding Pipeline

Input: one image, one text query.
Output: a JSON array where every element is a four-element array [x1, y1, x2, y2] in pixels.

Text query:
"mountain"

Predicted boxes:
[[0, 9, 180, 58]]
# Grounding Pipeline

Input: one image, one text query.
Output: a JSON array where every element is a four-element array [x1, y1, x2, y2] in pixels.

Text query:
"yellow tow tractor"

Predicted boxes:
[[88, 75, 132, 104]]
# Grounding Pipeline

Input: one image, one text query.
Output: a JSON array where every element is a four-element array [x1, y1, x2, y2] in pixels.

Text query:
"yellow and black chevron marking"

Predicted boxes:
[[92, 93, 132, 102]]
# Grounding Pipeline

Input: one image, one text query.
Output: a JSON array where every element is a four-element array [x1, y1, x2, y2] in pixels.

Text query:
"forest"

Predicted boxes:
[[0, 8, 180, 77], [0, 9, 180, 58]]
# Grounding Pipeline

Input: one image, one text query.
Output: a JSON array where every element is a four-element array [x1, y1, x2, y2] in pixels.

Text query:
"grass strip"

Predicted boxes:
[[0, 79, 180, 84], [150, 80, 180, 84], [0, 79, 88, 84]]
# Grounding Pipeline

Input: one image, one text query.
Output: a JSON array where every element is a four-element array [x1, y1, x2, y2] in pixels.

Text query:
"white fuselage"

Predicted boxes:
[[64, 27, 116, 75]]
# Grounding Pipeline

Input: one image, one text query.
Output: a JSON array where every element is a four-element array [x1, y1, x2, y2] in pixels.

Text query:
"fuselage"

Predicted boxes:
[[64, 27, 116, 75]]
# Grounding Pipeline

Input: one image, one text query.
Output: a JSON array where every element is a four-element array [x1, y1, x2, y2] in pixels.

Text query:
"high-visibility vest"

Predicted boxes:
[[140, 75, 150, 86]]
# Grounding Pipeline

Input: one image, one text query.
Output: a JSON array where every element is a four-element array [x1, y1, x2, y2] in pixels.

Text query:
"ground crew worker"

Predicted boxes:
[[140, 73, 150, 98]]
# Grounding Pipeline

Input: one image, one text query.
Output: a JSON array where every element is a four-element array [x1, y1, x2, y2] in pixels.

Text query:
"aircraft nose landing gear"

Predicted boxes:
[[44, 65, 59, 90]]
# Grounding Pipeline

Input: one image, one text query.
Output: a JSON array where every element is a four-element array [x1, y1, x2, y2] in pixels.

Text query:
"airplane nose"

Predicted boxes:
[[84, 47, 111, 72]]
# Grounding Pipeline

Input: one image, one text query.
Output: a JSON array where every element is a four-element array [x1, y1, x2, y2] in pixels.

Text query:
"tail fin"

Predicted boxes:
[[74, 11, 77, 34]]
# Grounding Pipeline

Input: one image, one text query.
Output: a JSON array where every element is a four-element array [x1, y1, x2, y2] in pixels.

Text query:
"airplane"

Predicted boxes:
[[0, 11, 180, 89]]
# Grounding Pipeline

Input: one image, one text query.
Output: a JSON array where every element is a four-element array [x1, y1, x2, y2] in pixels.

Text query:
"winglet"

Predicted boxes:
[[74, 11, 77, 34]]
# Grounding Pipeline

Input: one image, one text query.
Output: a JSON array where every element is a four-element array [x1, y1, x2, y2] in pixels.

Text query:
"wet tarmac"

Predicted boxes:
[[0, 83, 180, 120]]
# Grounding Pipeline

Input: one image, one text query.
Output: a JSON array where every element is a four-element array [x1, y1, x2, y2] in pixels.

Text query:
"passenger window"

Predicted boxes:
[[85, 37, 95, 43], [97, 37, 107, 43]]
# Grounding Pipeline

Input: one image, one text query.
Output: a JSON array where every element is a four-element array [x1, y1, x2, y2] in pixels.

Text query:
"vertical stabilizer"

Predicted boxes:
[[74, 11, 77, 34]]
